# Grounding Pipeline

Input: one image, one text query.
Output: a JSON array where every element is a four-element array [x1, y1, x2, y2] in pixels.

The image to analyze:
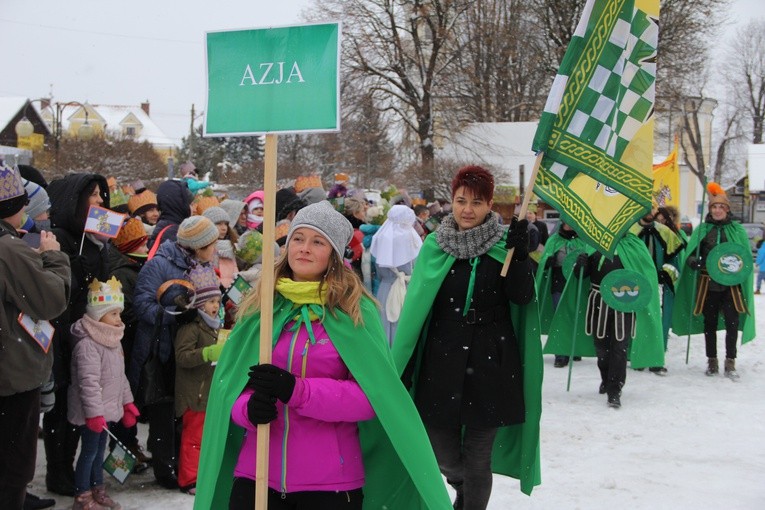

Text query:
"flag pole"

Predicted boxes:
[[255, 133, 278, 510], [566, 265, 585, 391], [685, 177, 708, 364], [501, 151, 544, 277]]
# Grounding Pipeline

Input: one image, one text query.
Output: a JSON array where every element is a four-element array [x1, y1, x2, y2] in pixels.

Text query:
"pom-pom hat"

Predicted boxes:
[[86, 277, 125, 321], [177, 216, 219, 250], [286, 201, 353, 258]]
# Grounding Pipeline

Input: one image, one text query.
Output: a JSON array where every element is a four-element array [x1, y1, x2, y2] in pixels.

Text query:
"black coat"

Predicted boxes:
[[414, 253, 534, 428], [109, 248, 145, 367], [47, 173, 110, 386], [148, 180, 192, 249]]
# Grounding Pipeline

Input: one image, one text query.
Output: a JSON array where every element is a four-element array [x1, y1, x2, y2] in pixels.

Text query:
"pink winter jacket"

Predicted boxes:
[[231, 320, 375, 494]]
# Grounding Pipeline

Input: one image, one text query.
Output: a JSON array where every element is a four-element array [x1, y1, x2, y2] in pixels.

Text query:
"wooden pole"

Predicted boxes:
[[685, 177, 708, 365], [255, 134, 278, 510], [500, 152, 544, 277]]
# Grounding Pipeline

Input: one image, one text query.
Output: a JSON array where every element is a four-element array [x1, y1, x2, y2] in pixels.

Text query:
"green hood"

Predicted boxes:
[[194, 294, 452, 510], [392, 234, 543, 496]]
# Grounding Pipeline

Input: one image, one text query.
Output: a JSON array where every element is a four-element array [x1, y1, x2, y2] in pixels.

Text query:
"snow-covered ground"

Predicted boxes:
[[30, 293, 764, 509]]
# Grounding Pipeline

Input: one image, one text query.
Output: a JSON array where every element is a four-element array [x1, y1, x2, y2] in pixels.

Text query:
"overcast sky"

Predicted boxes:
[[0, 0, 759, 144]]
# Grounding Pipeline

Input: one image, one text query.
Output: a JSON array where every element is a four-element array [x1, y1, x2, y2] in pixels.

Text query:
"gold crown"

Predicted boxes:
[[294, 174, 323, 193], [193, 195, 220, 215], [127, 190, 158, 214], [87, 277, 125, 305], [275, 219, 291, 239]]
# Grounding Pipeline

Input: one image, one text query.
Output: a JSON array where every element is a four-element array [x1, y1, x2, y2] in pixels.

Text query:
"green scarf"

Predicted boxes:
[[392, 234, 543, 496], [543, 233, 665, 368], [194, 290, 452, 509], [671, 221, 756, 343]]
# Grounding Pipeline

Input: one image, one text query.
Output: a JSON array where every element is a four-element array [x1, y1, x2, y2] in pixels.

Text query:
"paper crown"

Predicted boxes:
[[114, 217, 148, 252], [128, 190, 158, 214], [193, 195, 220, 215], [334, 172, 349, 184], [274, 219, 291, 240], [0, 163, 27, 203], [87, 277, 125, 307], [294, 174, 323, 193]]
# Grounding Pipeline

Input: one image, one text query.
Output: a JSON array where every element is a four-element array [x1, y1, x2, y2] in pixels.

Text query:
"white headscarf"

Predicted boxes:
[[370, 205, 423, 268]]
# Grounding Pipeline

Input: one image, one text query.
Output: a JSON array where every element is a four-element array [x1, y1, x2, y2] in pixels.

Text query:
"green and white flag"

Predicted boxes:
[[532, 0, 659, 257]]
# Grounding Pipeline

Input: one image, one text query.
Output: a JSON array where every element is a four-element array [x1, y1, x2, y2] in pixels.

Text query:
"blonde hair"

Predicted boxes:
[[237, 250, 376, 325]]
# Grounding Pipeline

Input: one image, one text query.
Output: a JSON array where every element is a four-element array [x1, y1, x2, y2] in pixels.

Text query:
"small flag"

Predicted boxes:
[[103, 440, 136, 484], [84, 206, 127, 238], [17, 314, 55, 353], [223, 275, 252, 306]]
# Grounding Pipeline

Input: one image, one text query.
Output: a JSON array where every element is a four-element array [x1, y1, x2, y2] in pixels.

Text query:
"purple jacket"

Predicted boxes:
[[231, 320, 375, 493]]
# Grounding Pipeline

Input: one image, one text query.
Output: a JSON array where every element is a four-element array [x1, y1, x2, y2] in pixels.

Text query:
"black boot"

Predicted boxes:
[[607, 392, 621, 409], [42, 414, 76, 496], [23, 492, 56, 510]]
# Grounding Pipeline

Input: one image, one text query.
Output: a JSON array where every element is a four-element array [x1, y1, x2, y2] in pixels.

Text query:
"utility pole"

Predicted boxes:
[[189, 104, 197, 157]]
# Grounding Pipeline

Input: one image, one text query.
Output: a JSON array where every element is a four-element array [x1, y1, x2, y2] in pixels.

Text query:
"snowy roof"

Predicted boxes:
[[439, 122, 539, 188], [0, 96, 28, 130], [53, 103, 177, 148]]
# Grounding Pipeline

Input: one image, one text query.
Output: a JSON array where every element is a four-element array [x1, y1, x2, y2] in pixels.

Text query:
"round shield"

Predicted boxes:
[[562, 249, 586, 280], [706, 242, 752, 286], [600, 269, 652, 312]]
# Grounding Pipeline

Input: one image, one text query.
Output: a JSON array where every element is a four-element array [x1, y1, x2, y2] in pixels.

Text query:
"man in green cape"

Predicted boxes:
[[671, 184, 755, 378], [194, 294, 452, 510], [392, 234, 543, 497], [535, 222, 594, 367], [544, 233, 664, 372]]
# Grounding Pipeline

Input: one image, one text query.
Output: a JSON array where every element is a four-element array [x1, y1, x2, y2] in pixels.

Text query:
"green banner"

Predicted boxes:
[[205, 23, 340, 135]]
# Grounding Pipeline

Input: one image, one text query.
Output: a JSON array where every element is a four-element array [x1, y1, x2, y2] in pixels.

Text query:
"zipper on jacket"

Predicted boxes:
[[280, 325, 302, 496]]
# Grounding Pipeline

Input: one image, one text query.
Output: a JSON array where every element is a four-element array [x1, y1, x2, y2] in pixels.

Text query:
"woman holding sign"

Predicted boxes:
[[196, 200, 451, 510], [393, 166, 542, 509]]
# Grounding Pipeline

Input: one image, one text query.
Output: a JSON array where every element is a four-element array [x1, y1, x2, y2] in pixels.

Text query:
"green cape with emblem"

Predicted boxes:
[[543, 233, 665, 368], [670, 221, 756, 343], [194, 294, 452, 510], [391, 234, 543, 496], [535, 232, 595, 334]]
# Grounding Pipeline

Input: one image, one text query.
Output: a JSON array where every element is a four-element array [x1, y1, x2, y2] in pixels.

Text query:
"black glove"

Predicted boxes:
[[247, 364, 296, 404], [505, 218, 530, 261], [657, 269, 672, 287], [686, 256, 702, 271], [247, 391, 277, 425], [344, 246, 355, 260], [572, 253, 589, 278]]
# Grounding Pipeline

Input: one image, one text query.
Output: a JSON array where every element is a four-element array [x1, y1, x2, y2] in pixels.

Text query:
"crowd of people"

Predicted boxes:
[[0, 160, 758, 510]]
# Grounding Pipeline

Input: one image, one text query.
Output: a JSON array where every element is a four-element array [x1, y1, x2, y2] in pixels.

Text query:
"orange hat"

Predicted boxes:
[[334, 172, 349, 184], [294, 174, 323, 193], [275, 219, 291, 240], [128, 190, 158, 215], [707, 182, 730, 210], [193, 195, 220, 215], [113, 217, 148, 254]]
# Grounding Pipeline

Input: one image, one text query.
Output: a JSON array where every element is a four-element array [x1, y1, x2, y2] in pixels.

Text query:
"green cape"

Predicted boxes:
[[543, 233, 665, 368], [392, 234, 543, 496], [194, 294, 452, 510], [535, 233, 594, 335], [670, 221, 756, 343]]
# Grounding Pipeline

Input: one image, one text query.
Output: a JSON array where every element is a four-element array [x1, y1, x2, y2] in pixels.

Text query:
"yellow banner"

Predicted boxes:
[[17, 133, 44, 151], [652, 140, 679, 208]]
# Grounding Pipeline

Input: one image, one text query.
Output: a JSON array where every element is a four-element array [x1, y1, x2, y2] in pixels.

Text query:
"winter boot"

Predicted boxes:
[[607, 391, 621, 408], [553, 356, 569, 368], [91, 485, 121, 510], [724, 358, 740, 380], [705, 357, 719, 376], [71, 491, 107, 510]]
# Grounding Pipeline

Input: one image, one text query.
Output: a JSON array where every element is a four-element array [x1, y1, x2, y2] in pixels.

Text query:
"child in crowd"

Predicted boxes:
[[202, 206, 239, 288], [174, 265, 223, 495], [68, 278, 139, 510]]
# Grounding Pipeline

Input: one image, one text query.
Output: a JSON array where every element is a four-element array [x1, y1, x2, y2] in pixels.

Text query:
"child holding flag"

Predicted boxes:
[[68, 277, 139, 510]]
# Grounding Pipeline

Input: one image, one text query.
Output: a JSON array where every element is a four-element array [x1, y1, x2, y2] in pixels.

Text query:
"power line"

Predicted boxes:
[[0, 18, 200, 45]]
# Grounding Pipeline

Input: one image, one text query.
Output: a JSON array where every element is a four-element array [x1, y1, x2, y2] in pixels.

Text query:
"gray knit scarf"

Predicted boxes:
[[436, 212, 504, 259]]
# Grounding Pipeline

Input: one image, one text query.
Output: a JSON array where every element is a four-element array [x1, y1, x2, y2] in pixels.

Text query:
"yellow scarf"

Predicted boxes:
[[275, 278, 327, 344]]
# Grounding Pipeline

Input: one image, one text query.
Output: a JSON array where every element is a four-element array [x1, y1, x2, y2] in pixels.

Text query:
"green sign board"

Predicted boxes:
[[205, 23, 340, 135]]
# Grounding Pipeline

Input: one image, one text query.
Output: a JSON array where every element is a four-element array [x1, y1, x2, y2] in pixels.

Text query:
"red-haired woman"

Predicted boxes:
[[393, 165, 543, 508]]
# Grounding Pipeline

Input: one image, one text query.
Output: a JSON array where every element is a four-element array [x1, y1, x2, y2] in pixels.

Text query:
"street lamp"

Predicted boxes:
[[15, 98, 95, 169]]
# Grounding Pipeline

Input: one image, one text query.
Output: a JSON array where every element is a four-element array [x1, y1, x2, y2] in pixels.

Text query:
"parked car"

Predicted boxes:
[[741, 223, 765, 256]]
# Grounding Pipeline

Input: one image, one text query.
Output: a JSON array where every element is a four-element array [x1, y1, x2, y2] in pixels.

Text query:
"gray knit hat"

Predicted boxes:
[[286, 201, 353, 258], [23, 179, 50, 219], [219, 199, 247, 228], [177, 215, 219, 249], [202, 206, 229, 226]]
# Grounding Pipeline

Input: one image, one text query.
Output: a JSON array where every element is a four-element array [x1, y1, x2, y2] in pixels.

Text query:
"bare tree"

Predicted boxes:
[[724, 20, 765, 144], [311, 0, 470, 169]]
